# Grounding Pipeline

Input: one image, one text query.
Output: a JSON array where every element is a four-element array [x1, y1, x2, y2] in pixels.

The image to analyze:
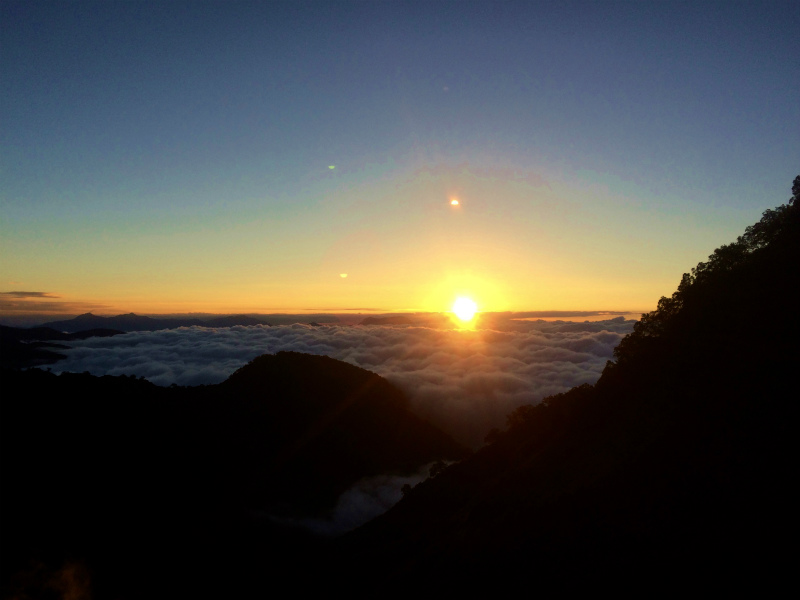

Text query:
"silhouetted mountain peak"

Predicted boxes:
[[226, 351, 386, 393]]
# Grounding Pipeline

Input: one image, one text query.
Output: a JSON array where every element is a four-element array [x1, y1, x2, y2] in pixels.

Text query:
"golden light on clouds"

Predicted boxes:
[[452, 296, 478, 321]]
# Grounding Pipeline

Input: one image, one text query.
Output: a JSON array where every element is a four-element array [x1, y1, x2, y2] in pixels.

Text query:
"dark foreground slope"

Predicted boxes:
[[337, 178, 800, 590], [1, 352, 464, 598]]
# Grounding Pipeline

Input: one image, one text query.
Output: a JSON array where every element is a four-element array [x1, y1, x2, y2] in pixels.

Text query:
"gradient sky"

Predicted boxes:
[[2, 0, 798, 316]]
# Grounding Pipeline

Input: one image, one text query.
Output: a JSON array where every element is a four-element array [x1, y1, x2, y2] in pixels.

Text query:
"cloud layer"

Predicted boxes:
[[54, 318, 634, 447], [271, 462, 438, 536]]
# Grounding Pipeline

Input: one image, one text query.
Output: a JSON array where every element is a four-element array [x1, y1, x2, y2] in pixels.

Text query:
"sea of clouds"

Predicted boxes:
[[54, 318, 635, 448], [53, 318, 636, 534]]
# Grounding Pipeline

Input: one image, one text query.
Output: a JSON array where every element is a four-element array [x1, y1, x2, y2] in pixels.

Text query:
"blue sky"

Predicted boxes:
[[2, 0, 798, 315]]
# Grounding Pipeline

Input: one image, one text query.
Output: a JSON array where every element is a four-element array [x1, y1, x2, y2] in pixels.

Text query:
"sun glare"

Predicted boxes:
[[452, 297, 478, 321], [450, 198, 459, 206]]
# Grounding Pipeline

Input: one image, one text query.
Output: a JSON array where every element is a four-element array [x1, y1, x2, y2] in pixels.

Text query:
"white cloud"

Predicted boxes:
[[271, 463, 437, 536], [55, 318, 635, 447]]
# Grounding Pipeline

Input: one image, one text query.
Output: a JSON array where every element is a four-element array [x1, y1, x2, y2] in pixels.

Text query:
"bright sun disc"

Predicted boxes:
[[452, 297, 477, 321]]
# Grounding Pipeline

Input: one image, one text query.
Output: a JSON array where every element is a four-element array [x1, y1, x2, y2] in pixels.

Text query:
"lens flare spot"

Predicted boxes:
[[340, 273, 348, 278], [452, 297, 477, 321]]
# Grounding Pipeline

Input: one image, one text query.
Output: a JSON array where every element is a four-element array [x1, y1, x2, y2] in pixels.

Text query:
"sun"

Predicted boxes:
[[452, 297, 478, 321]]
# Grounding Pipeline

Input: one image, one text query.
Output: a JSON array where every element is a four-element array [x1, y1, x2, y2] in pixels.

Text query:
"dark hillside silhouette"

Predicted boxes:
[[336, 176, 800, 590], [1, 352, 464, 597], [209, 352, 467, 515]]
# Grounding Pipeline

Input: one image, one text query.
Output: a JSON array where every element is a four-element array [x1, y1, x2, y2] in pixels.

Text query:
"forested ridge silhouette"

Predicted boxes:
[[335, 177, 799, 590]]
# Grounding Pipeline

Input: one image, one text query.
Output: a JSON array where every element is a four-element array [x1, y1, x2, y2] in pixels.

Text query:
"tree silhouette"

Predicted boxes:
[[334, 176, 800, 592]]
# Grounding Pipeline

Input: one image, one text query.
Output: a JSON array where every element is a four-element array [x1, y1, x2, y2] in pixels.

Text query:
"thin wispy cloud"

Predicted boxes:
[[0, 297, 110, 316], [0, 291, 61, 298]]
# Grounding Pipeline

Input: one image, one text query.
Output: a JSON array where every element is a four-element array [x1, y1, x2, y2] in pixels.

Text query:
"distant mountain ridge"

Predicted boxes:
[[360, 315, 416, 325], [39, 312, 270, 332]]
